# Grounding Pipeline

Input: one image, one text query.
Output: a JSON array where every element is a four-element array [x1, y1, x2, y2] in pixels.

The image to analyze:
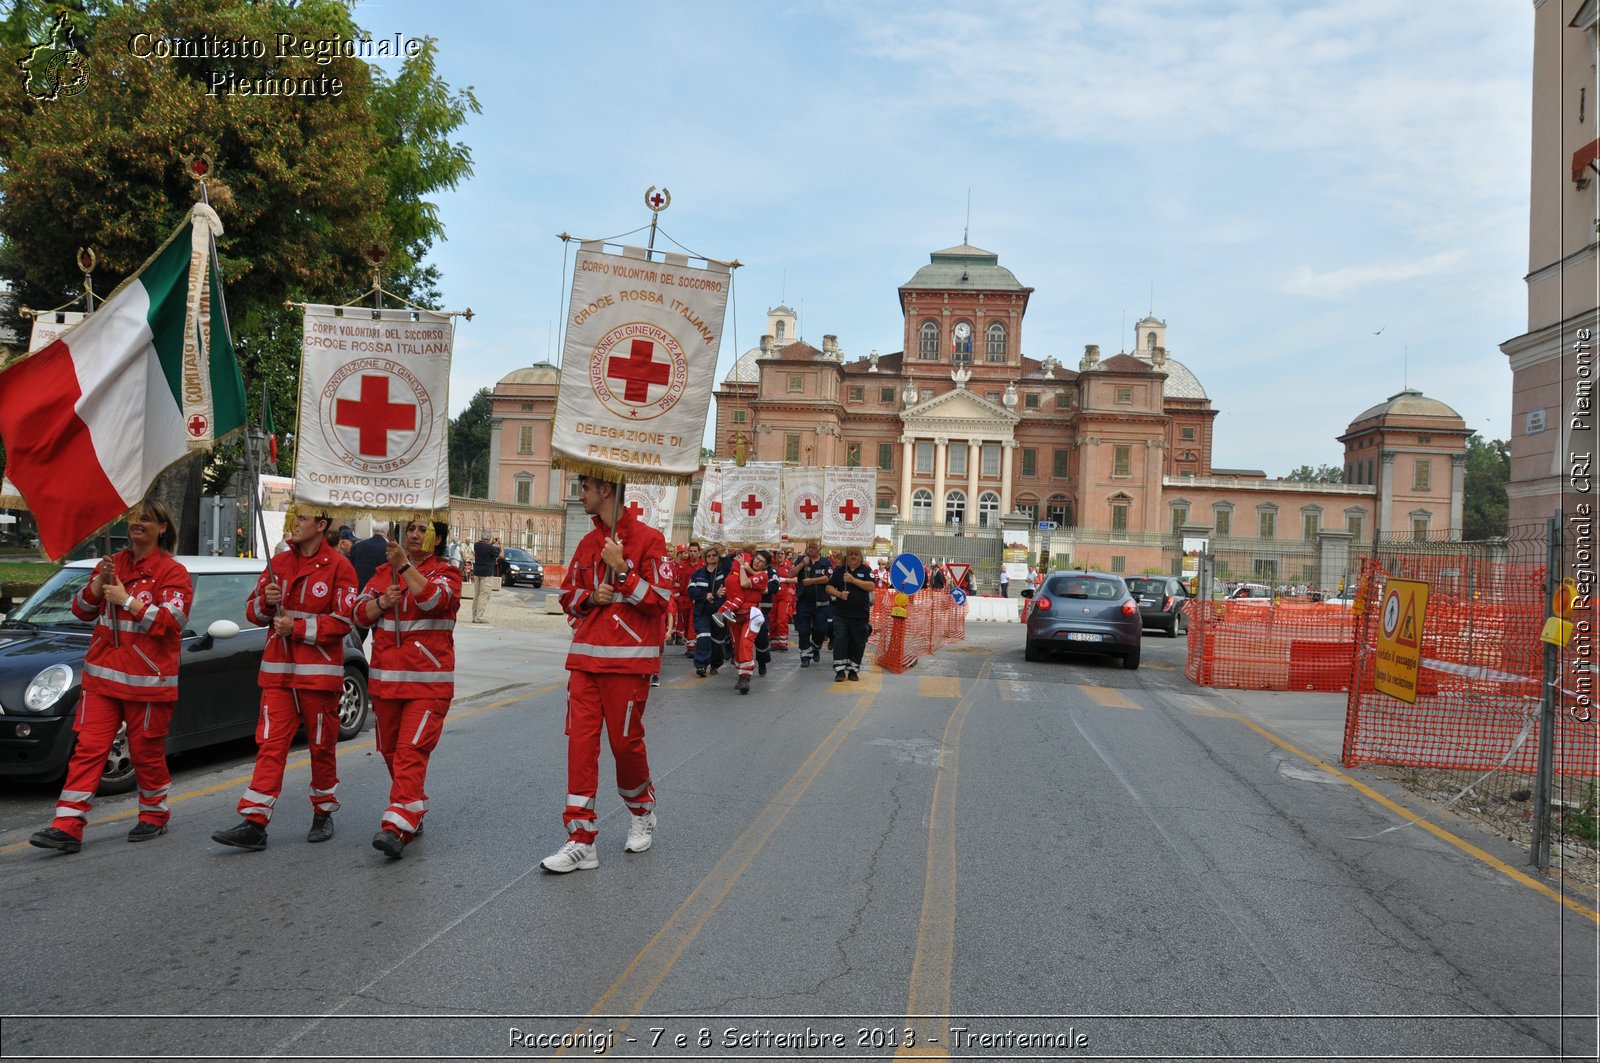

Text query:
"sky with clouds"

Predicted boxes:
[[359, 0, 1532, 475]]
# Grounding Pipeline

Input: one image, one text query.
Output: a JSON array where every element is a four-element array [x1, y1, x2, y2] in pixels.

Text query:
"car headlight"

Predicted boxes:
[[24, 663, 74, 711]]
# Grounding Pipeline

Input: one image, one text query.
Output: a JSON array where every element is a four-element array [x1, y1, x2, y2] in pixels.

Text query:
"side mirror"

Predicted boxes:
[[207, 619, 241, 641]]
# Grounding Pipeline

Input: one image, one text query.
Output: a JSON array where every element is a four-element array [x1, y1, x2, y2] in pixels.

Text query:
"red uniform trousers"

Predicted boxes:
[[236, 688, 340, 825], [676, 597, 694, 651], [373, 697, 448, 837], [770, 595, 794, 647], [729, 611, 759, 677], [562, 671, 654, 844], [52, 693, 172, 840]]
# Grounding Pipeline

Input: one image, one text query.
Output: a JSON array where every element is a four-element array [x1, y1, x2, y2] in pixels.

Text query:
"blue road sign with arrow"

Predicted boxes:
[[890, 553, 926, 595], [950, 587, 967, 606]]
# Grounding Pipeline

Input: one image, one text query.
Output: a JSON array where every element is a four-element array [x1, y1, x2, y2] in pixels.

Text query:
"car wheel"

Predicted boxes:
[[338, 666, 370, 740], [503, 574, 516, 588], [1169, 612, 1186, 638], [97, 723, 137, 796], [1122, 646, 1141, 670], [1024, 641, 1042, 663]]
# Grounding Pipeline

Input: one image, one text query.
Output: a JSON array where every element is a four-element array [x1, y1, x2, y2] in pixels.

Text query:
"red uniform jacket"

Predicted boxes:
[[245, 541, 358, 692], [70, 550, 193, 702], [352, 554, 461, 700], [561, 510, 671, 675]]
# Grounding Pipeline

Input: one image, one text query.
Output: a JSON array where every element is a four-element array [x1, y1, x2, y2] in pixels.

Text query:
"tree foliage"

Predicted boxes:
[[0, 0, 478, 542], [1284, 463, 1343, 483], [1462, 433, 1509, 540], [449, 388, 493, 499]]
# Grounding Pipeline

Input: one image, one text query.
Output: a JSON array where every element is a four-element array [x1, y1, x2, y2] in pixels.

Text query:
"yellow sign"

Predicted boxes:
[[1374, 578, 1429, 704]]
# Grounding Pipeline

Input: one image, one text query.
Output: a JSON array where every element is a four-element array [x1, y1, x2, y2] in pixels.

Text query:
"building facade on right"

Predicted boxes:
[[1502, 0, 1598, 528]]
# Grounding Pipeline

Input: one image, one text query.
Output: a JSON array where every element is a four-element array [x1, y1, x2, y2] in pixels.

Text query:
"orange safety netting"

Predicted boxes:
[[1184, 598, 1361, 693], [869, 588, 968, 673], [1340, 556, 1597, 776]]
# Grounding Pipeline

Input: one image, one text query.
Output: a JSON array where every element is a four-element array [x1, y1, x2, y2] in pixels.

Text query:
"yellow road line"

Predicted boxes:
[[2, 681, 562, 856], [895, 658, 994, 1060], [1078, 684, 1141, 710], [560, 689, 879, 1054], [1228, 712, 1600, 925], [917, 676, 961, 699]]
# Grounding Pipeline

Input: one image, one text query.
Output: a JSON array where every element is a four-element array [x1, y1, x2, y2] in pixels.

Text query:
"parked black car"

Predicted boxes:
[[1125, 575, 1193, 637], [1023, 570, 1143, 669], [499, 547, 543, 588], [0, 557, 370, 794]]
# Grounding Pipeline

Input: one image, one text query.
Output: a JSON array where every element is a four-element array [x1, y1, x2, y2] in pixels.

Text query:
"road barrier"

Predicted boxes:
[[1184, 599, 1361, 692], [869, 588, 967, 672]]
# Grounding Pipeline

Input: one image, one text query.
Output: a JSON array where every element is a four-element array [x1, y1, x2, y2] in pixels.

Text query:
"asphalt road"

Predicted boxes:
[[2, 622, 1595, 1062]]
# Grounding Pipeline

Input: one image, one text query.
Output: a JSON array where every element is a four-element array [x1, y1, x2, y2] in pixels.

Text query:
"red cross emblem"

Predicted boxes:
[[740, 494, 764, 517], [625, 500, 646, 520], [590, 323, 687, 422], [186, 413, 209, 438], [650, 191, 666, 208], [838, 498, 861, 522], [798, 497, 820, 521], [335, 374, 416, 457], [609, 339, 673, 405]]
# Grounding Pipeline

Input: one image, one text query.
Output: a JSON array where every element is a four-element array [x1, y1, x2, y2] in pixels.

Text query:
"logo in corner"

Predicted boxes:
[[19, 13, 88, 103]]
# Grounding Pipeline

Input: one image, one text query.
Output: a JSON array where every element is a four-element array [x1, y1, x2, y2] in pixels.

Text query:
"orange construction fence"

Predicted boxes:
[[1184, 598, 1361, 693], [869, 588, 968, 673]]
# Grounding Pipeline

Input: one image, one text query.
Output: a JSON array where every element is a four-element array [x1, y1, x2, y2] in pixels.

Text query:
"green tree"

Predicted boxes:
[[449, 388, 493, 499], [0, 0, 477, 545], [1462, 433, 1509, 540], [1284, 464, 1344, 483]]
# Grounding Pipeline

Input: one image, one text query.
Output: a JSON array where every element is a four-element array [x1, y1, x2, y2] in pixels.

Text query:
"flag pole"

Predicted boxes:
[[75, 247, 122, 645]]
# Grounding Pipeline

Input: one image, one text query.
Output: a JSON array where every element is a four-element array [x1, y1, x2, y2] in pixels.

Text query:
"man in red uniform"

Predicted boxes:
[[212, 509, 357, 851], [676, 544, 700, 657], [543, 475, 672, 874]]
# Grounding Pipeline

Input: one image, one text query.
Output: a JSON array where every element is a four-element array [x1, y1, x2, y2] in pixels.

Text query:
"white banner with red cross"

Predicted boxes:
[[551, 244, 731, 485], [292, 305, 453, 522], [720, 462, 783, 544], [821, 467, 876, 546], [621, 483, 677, 537], [782, 466, 824, 541], [691, 462, 723, 544]]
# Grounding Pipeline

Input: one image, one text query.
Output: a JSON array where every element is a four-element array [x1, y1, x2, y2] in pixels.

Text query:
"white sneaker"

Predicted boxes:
[[624, 811, 657, 853], [541, 840, 598, 873]]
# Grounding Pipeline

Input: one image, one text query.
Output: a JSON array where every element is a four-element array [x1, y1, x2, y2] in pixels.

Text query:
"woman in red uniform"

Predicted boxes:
[[29, 501, 192, 854], [352, 518, 461, 859]]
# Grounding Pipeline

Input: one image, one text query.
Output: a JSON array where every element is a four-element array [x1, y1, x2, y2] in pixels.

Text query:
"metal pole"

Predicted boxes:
[[1531, 510, 1562, 868]]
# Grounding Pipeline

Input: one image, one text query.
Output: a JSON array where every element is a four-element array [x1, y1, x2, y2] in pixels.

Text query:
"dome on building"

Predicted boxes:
[[497, 362, 561, 387], [902, 244, 1026, 291], [1347, 388, 1464, 428], [724, 347, 763, 384], [1131, 351, 1208, 400]]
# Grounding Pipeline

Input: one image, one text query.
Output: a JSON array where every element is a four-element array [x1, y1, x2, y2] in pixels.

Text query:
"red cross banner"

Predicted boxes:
[[720, 462, 783, 544], [783, 466, 824, 541], [293, 304, 453, 522], [623, 483, 678, 537], [692, 462, 723, 544], [551, 244, 732, 485], [821, 467, 876, 547]]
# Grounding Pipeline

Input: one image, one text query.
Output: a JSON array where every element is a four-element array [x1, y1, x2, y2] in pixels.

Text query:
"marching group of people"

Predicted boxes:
[[24, 473, 935, 878]]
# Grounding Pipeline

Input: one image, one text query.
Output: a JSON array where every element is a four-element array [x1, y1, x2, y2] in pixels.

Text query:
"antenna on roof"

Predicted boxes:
[[964, 188, 971, 245], [1121, 309, 1127, 353], [781, 269, 786, 305], [1149, 280, 1154, 316]]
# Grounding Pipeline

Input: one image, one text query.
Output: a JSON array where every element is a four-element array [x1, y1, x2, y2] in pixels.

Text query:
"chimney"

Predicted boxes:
[[1079, 344, 1101, 372], [822, 334, 839, 360], [760, 334, 773, 355]]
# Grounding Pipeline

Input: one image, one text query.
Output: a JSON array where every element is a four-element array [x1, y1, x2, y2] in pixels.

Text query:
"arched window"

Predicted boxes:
[[945, 490, 967, 526], [978, 491, 1001, 527], [1146, 330, 1157, 351], [918, 321, 939, 360], [1046, 494, 1071, 527], [986, 323, 1006, 362], [775, 320, 786, 340], [1015, 494, 1038, 521], [911, 488, 934, 522]]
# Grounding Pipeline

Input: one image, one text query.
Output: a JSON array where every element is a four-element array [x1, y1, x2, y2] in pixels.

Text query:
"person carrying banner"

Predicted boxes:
[[688, 544, 726, 677], [793, 541, 833, 669], [543, 475, 672, 874], [29, 502, 192, 854], [352, 519, 461, 859], [211, 509, 357, 851], [721, 548, 770, 695], [827, 547, 875, 682]]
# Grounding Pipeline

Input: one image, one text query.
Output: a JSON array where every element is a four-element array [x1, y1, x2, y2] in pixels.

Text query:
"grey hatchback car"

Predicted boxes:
[[1024, 571, 1143, 669]]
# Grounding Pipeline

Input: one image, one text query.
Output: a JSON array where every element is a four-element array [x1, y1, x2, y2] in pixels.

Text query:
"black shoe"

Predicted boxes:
[[695, 668, 706, 677], [736, 675, 751, 695], [307, 813, 334, 843], [29, 827, 81, 854], [709, 666, 720, 675], [800, 657, 810, 669], [848, 671, 860, 682], [211, 820, 267, 851], [834, 672, 846, 683], [127, 820, 167, 843], [372, 829, 405, 859], [758, 662, 767, 677], [650, 674, 661, 687]]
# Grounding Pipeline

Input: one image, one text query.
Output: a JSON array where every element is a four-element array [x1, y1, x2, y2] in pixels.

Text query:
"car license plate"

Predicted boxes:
[[1066, 632, 1102, 642]]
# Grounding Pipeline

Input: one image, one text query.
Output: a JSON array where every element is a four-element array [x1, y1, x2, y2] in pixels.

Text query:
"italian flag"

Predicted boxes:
[[0, 206, 245, 559]]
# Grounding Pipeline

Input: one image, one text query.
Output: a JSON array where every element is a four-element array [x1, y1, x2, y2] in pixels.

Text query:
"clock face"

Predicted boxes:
[[954, 322, 971, 340]]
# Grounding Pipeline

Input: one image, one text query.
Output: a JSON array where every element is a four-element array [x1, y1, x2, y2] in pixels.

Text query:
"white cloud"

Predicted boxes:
[[1280, 251, 1465, 298]]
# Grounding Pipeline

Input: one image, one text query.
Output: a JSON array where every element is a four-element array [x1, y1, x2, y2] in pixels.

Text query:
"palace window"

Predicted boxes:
[[1021, 448, 1037, 477], [918, 321, 939, 360], [944, 490, 967, 526], [1170, 505, 1188, 538], [785, 434, 801, 463], [1258, 508, 1277, 540], [985, 323, 1007, 362], [915, 441, 934, 473], [518, 425, 533, 455], [1180, 425, 1196, 441], [1115, 386, 1133, 405], [1024, 392, 1040, 409], [982, 444, 1000, 476], [1111, 503, 1129, 538], [1213, 505, 1232, 538], [911, 488, 934, 521], [848, 386, 864, 403], [1016, 497, 1038, 521], [1302, 509, 1321, 541], [788, 375, 804, 393], [1347, 513, 1364, 540], [1113, 445, 1132, 477], [1413, 459, 1432, 491], [948, 444, 967, 476], [880, 386, 896, 404], [877, 443, 894, 471], [732, 409, 748, 423], [978, 491, 1000, 527], [1052, 448, 1069, 478], [1412, 513, 1431, 541], [1046, 494, 1071, 526]]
